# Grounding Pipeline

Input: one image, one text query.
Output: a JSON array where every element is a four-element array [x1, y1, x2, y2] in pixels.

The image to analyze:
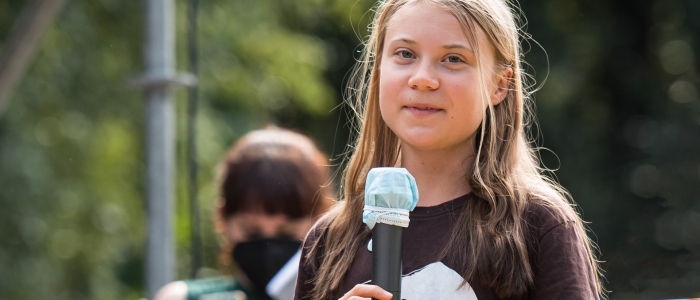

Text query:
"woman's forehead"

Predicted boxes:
[[385, 2, 485, 47], [383, 1, 495, 60]]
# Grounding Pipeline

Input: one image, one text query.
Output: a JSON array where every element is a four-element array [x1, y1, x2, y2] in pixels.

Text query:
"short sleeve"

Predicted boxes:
[[529, 221, 598, 300]]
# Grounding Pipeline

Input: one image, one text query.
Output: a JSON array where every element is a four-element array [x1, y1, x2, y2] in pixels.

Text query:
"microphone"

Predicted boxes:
[[363, 168, 419, 300]]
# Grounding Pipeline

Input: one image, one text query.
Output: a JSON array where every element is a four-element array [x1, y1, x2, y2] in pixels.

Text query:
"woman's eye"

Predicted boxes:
[[446, 55, 464, 63], [397, 50, 414, 59]]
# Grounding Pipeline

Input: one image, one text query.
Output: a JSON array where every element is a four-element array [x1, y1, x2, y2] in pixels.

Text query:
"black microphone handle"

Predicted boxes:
[[372, 223, 404, 300]]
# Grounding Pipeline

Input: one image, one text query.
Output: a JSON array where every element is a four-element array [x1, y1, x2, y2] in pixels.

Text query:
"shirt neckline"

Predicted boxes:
[[409, 193, 472, 219]]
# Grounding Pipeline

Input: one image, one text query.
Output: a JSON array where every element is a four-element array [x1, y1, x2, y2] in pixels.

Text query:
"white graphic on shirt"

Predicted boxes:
[[365, 262, 478, 300]]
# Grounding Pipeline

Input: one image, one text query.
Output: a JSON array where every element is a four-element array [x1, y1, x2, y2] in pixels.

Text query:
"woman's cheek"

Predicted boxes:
[[378, 92, 395, 130], [378, 76, 401, 126]]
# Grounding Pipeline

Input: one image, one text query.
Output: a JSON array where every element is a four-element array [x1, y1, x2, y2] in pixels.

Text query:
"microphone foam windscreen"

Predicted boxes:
[[363, 167, 419, 229]]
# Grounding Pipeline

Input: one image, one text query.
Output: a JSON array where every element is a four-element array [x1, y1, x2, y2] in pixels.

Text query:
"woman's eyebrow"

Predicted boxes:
[[389, 38, 473, 53], [388, 38, 416, 45], [387, 37, 474, 56], [443, 43, 473, 52]]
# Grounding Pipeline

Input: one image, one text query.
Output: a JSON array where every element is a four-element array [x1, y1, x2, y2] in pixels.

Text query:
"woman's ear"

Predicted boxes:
[[491, 66, 513, 106]]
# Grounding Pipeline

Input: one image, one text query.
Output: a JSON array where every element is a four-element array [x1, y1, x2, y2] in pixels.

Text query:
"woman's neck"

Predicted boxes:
[[400, 143, 474, 207]]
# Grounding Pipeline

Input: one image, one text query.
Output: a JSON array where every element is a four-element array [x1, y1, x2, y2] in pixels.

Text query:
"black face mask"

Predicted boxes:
[[232, 238, 301, 294]]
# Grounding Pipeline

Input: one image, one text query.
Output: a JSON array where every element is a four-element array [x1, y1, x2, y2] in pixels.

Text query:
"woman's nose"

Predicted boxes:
[[407, 61, 439, 91]]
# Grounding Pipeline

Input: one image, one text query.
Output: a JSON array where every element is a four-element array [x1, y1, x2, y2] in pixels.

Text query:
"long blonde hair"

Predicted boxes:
[[306, 0, 604, 298]]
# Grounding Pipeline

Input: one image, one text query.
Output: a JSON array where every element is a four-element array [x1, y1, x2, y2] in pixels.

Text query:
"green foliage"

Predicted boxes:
[[522, 0, 700, 298], [0, 0, 699, 299], [0, 0, 372, 298]]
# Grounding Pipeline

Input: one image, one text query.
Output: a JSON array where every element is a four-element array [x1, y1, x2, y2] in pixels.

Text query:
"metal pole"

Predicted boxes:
[[145, 0, 175, 298], [186, 0, 202, 279], [128, 0, 194, 297]]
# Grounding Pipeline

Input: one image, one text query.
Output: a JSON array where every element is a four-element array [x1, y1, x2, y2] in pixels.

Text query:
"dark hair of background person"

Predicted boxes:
[[216, 127, 333, 220]]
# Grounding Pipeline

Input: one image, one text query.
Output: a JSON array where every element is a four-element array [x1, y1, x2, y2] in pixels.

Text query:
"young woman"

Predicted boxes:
[[294, 0, 603, 299], [155, 127, 333, 300]]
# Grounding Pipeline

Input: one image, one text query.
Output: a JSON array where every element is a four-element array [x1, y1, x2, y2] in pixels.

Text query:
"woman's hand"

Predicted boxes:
[[339, 284, 393, 300]]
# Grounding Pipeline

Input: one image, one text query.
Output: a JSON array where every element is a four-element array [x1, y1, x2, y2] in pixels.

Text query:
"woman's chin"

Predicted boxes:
[[397, 130, 473, 154], [398, 135, 444, 152]]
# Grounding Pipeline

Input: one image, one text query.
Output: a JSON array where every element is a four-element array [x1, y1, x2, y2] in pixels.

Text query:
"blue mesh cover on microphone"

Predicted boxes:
[[362, 167, 419, 229]]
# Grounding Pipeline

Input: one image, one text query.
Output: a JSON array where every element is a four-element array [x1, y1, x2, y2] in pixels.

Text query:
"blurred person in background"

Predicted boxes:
[[154, 127, 334, 300]]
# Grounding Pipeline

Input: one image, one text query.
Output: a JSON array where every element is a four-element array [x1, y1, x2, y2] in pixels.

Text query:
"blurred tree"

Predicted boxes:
[[0, 0, 372, 298], [0, 0, 698, 299], [522, 0, 700, 298]]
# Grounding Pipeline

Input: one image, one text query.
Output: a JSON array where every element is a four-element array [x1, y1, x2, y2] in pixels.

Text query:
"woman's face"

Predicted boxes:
[[378, 2, 502, 154], [221, 212, 313, 246]]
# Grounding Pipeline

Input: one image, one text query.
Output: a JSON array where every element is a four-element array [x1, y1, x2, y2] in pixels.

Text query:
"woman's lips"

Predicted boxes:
[[405, 105, 443, 116]]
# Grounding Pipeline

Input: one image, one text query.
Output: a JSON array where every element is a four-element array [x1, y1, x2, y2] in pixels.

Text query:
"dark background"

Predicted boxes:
[[0, 0, 698, 299]]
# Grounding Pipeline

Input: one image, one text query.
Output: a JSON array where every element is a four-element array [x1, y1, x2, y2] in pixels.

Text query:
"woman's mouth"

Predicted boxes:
[[405, 105, 442, 116]]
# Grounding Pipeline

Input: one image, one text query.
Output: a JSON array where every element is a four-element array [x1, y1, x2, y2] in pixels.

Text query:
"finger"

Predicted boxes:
[[342, 284, 393, 300]]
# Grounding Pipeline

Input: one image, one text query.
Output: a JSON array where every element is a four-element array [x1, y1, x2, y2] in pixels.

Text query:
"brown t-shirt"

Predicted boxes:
[[295, 194, 598, 300]]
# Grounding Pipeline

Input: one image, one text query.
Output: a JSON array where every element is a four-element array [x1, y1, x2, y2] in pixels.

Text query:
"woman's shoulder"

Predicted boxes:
[[299, 206, 350, 274], [521, 192, 600, 298], [523, 190, 579, 238], [295, 208, 343, 300]]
